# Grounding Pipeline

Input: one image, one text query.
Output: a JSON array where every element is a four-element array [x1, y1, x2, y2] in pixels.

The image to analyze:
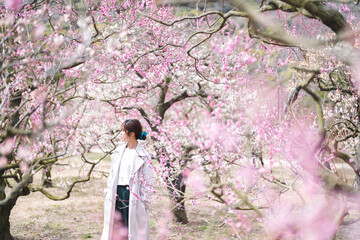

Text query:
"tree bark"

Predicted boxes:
[[151, 77, 191, 224], [41, 166, 53, 188], [0, 177, 15, 240], [278, 0, 352, 37], [152, 138, 189, 223], [0, 207, 14, 240], [167, 173, 188, 224], [154, 144, 189, 224], [0, 91, 23, 239], [355, 99, 360, 189]]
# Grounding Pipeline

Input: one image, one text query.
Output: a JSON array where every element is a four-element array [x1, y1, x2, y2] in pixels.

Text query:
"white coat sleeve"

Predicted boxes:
[[104, 153, 116, 197]]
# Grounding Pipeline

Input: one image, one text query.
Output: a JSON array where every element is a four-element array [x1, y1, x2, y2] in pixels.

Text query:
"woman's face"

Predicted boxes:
[[120, 126, 133, 142]]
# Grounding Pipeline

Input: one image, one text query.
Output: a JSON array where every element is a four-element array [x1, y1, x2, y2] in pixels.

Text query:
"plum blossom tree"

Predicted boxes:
[[140, 0, 360, 238], [0, 0, 125, 238], [2, 0, 360, 239], [0, 0, 215, 237], [79, 1, 217, 223]]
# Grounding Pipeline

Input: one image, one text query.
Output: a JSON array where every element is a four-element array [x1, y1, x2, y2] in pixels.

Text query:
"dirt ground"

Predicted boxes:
[[8, 154, 360, 240], [9, 154, 239, 240]]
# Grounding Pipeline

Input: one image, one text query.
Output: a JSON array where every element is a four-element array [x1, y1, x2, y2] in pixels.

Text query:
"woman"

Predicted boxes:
[[101, 119, 154, 240]]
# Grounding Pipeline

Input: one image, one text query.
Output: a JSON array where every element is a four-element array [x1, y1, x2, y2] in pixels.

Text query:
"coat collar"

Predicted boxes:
[[135, 142, 146, 157], [133, 142, 146, 175], [115, 142, 146, 157], [113, 141, 147, 176]]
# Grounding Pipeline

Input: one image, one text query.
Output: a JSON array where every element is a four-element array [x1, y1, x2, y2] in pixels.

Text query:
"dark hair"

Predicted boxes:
[[122, 119, 147, 140]]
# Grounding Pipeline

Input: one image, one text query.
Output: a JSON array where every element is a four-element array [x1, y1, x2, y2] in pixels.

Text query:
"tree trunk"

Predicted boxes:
[[154, 143, 189, 223], [0, 177, 14, 240], [0, 206, 14, 240], [167, 173, 188, 224], [355, 99, 360, 189], [354, 135, 360, 189], [41, 166, 53, 188], [0, 77, 25, 239]]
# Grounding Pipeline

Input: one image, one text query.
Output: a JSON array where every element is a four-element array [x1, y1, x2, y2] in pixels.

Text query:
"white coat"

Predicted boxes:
[[101, 142, 154, 240]]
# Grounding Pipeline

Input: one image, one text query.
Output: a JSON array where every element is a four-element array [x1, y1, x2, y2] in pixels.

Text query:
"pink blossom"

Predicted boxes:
[[33, 25, 46, 39], [0, 156, 8, 169], [340, 4, 351, 12], [5, 0, 23, 11], [266, 194, 341, 240], [112, 211, 128, 240], [186, 170, 206, 197], [31, 85, 47, 103], [19, 161, 29, 173], [53, 34, 64, 48], [238, 166, 259, 187], [353, 62, 360, 95], [204, 139, 213, 149], [0, 138, 15, 155], [241, 53, 256, 65]]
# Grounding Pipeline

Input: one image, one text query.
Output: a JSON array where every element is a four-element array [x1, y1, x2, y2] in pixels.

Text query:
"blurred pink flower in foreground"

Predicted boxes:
[[158, 208, 172, 240], [19, 160, 29, 173], [266, 193, 342, 240], [5, 0, 23, 11], [112, 211, 128, 240], [185, 170, 206, 197], [17, 145, 31, 160], [31, 85, 48, 104], [288, 124, 322, 176], [237, 166, 259, 187], [0, 137, 15, 155], [0, 156, 7, 169], [353, 62, 360, 95]]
